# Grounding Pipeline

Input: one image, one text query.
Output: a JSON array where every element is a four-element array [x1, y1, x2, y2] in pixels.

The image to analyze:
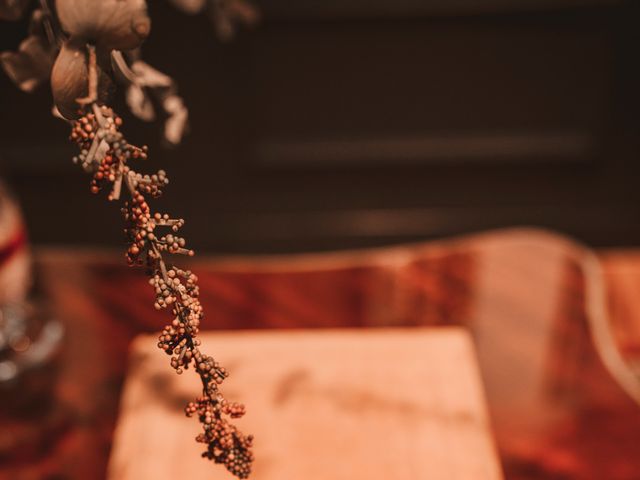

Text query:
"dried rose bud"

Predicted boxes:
[[51, 40, 112, 119], [55, 0, 151, 51]]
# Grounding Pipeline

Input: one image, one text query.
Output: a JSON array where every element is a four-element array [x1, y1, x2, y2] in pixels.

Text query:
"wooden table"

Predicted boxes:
[[1, 228, 640, 479], [109, 329, 503, 480]]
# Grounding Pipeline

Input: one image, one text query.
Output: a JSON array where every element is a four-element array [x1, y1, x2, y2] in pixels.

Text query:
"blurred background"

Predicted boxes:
[[2, 0, 640, 253], [3, 1, 640, 479]]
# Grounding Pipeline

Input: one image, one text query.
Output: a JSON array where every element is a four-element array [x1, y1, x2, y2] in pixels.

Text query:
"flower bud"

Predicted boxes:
[[55, 0, 151, 51], [51, 40, 111, 120]]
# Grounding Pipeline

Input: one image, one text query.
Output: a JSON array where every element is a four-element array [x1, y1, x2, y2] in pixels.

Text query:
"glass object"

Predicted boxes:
[[0, 181, 65, 461], [0, 180, 29, 305]]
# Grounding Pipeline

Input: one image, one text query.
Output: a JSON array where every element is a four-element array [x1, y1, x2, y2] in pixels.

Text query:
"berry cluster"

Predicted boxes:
[[186, 397, 254, 479], [70, 104, 253, 479]]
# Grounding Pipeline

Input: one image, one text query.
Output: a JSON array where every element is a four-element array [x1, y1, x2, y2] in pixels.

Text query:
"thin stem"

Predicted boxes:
[[76, 45, 98, 106], [70, 104, 253, 479]]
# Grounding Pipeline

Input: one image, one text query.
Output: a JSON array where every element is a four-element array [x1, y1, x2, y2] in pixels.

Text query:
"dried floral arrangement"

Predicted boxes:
[[1, 0, 258, 478]]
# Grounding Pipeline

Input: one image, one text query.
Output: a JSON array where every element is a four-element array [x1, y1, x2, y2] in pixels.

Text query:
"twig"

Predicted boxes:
[[69, 104, 254, 479], [76, 44, 98, 106]]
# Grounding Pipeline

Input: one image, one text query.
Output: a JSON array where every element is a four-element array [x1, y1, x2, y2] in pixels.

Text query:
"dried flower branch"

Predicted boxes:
[[1, 0, 257, 138], [70, 104, 254, 478], [2, 2, 258, 476]]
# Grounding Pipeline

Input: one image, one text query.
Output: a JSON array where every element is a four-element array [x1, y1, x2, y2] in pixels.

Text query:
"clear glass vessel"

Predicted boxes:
[[0, 181, 65, 461]]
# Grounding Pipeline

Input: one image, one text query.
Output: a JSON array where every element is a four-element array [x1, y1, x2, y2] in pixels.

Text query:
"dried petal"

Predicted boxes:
[[0, 35, 56, 92], [55, 0, 151, 51], [51, 40, 112, 119]]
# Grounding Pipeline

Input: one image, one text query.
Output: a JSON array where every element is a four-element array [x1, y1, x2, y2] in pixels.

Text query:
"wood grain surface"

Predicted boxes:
[[108, 328, 503, 480], [2, 228, 640, 479]]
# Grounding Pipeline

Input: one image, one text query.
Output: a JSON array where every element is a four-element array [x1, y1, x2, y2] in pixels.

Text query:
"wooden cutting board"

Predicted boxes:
[[108, 328, 503, 480]]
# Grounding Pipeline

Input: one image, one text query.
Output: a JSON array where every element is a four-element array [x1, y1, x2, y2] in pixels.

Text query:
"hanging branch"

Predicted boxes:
[[2, 2, 258, 476], [70, 104, 254, 478]]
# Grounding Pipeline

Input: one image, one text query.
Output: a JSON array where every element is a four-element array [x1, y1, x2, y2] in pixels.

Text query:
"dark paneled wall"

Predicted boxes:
[[1, 0, 640, 252]]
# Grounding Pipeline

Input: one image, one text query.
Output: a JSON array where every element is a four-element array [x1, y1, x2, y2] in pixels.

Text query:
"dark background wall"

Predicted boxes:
[[1, 0, 640, 253]]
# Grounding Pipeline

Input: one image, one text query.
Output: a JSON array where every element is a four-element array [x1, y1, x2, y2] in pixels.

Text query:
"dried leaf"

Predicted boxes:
[[50, 40, 112, 119], [112, 52, 189, 145]]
